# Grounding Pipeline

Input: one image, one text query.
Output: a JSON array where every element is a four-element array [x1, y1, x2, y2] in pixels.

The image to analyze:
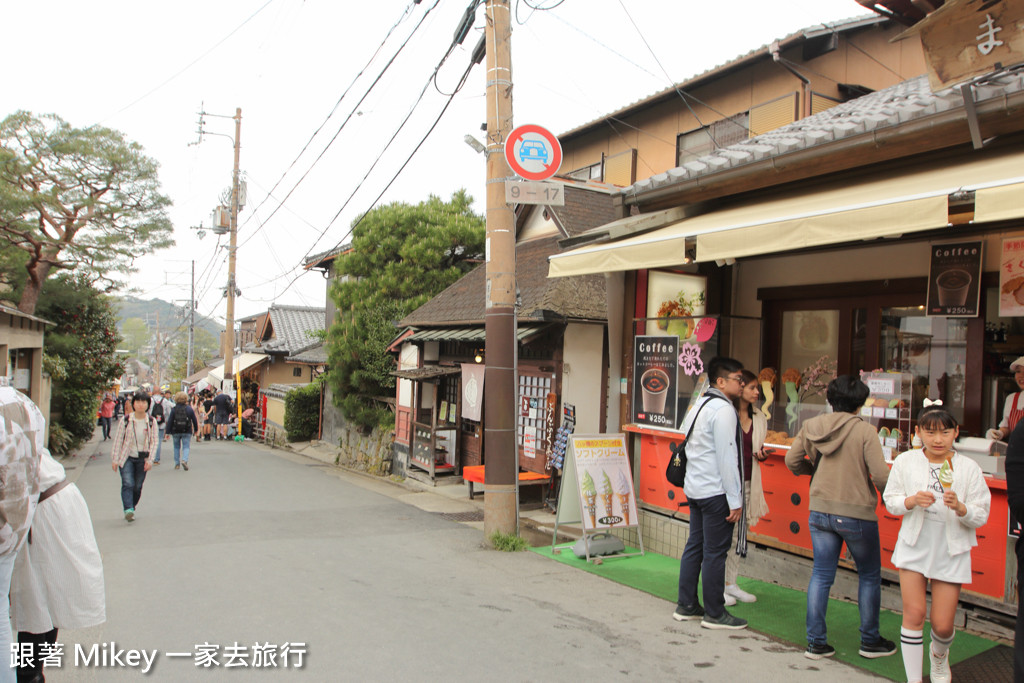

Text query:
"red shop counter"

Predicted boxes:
[[629, 425, 1013, 603]]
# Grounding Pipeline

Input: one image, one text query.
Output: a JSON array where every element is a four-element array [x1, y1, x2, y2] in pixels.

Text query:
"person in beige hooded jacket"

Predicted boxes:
[[785, 375, 895, 661]]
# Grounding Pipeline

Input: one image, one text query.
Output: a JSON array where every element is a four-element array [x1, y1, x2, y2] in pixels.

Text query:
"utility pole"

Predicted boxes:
[[224, 107, 242, 391], [186, 260, 196, 380], [483, 0, 517, 537], [192, 106, 242, 393]]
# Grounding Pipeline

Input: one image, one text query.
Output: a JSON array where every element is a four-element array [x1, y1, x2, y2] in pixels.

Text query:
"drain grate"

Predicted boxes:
[[435, 510, 485, 523]]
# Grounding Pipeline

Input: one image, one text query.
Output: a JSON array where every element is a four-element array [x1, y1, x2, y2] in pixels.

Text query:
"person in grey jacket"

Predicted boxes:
[[785, 375, 896, 661]]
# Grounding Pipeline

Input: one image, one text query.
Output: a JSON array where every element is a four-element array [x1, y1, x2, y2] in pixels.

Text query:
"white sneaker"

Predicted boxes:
[[723, 591, 737, 606], [929, 645, 951, 683], [725, 584, 757, 603]]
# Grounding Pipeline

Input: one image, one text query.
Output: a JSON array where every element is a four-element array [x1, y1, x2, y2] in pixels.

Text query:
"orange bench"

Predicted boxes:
[[462, 465, 550, 500]]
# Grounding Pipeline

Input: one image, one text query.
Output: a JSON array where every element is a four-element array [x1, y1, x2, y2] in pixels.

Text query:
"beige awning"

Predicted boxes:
[[548, 149, 1024, 277], [975, 181, 1024, 223], [208, 353, 268, 382]]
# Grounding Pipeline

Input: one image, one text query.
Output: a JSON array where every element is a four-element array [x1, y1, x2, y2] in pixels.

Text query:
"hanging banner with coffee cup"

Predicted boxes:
[[926, 241, 982, 317], [633, 335, 679, 428]]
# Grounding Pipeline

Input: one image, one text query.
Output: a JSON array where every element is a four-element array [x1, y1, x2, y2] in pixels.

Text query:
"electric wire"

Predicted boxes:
[[237, 0, 443, 250], [96, 0, 278, 125], [239, 0, 430, 232], [240, 54, 478, 304]]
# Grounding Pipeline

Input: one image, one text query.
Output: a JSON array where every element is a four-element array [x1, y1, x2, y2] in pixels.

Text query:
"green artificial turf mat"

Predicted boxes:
[[531, 544, 998, 680]]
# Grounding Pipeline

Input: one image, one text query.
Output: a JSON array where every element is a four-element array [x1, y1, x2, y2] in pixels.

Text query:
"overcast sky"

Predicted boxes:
[[3, 0, 873, 330]]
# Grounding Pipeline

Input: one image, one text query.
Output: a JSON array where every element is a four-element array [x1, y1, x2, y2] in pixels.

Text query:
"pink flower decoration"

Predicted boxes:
[[678, 343, 704, 377]]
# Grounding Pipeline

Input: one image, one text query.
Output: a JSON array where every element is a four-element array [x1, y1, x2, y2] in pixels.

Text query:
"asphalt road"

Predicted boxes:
[[37, 433, 883, 682]]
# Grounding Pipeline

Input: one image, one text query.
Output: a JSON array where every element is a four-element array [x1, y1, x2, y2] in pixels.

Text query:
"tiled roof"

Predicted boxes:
[[289, 342, 328, 365], [546, 183, 618, 237], [559, 15, 885, 141], [302, 243, 352, 270], [621, 70, 1024, 198], [400, 183, 618, 327], [400, 235, 607, 326], [258, 305, 326, 355]]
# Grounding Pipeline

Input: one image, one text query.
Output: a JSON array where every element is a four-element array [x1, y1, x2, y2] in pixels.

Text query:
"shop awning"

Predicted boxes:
[[407, 324, 550, 344], [208, 353, 268, 382], [391, 366, 462, 381], [975, 181, 1024, 223], [548, 149, 1024, 276]]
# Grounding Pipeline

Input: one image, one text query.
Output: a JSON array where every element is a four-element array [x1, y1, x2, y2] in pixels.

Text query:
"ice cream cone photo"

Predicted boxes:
[[617, 493, 631, 525], [581, 470, 598, 527], [938, 459, 954, 490]]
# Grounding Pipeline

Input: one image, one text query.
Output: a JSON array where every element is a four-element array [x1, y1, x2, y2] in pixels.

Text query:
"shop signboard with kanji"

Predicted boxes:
[[899, 0, 1024, 91]]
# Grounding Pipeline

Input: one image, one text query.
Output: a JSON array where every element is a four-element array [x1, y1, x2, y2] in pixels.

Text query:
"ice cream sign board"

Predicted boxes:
[[566, 435, 639, 531]]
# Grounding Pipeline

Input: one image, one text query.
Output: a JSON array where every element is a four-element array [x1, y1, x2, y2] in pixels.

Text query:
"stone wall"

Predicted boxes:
[[321, 385, 394, 475]]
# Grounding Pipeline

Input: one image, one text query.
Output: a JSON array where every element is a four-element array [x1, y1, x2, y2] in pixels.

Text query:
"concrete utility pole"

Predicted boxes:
[[483, 0, 517, 537], [223, 108, 242, 389]]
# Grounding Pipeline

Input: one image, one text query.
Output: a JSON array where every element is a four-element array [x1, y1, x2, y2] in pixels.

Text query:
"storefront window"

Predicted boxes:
[[879, 307, 968, 424]]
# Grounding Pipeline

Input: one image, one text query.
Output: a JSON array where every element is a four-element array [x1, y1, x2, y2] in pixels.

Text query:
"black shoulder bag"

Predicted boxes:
[[665, 394, 726, 488]]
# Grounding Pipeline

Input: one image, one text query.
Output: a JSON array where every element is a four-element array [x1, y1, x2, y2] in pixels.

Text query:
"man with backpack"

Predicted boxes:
[[147, 388, 174, 465], [673, 356, 748, 631], [165, 392, 199, 471]]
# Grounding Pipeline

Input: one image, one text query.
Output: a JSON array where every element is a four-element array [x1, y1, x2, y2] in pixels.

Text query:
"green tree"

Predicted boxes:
[[119, 317, 150, 356], [327, 191, 485, 430], [36, 274, 124, 445], [167, 327, 219, 383], [0, 111, 174, 314]]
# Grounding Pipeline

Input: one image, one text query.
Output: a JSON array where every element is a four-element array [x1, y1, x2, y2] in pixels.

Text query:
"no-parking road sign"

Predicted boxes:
[[504, 124, 562, 181]]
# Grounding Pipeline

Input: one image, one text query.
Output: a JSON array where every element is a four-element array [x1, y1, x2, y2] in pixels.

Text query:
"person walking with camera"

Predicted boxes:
[[111, 392, 157, 523]]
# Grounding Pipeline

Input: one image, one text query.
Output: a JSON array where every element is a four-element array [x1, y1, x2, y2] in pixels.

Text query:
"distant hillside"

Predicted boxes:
[[115, 297, 222, 338]]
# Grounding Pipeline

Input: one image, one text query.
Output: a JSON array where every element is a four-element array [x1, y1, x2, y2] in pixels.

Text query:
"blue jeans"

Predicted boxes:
[[119, 457, 147, 511], [100, 416, 112, 439], [807, 511, 882, 646], [677, 494, 734, 618], [153, 427, 165, 462], [172, 433, 191, 465]]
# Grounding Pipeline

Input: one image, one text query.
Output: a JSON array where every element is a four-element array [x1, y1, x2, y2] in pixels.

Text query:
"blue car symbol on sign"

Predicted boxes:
[[518, 140, 549, 164]]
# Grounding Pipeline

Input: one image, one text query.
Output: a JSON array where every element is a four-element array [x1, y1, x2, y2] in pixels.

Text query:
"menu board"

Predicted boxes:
[[632, 335, 679, 428], [558, 434, 639, 531], [926, 241, 982, 317], [859, 371, 913, 462]]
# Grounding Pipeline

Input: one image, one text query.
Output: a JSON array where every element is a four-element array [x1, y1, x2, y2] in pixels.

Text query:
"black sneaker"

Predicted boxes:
[[700, 610, 747, 630], [859, 637, 897, 659], [805, 643, 835, 660], [672, 603, 704, 621]]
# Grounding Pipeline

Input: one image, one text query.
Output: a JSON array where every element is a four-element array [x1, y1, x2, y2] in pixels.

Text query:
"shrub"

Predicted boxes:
[[284, 382, 322, 442], [488, 531, 529, 552], [47, 423, 78, 457]]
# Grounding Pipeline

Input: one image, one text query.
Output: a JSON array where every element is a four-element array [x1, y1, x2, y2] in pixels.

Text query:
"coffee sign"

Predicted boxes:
[[633, 335, 679, 428], [926, 241, 983, 317]]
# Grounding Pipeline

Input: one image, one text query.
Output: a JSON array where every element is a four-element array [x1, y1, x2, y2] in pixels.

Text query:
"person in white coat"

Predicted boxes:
[[883, 405, 991, 683], [0, 384, 43, 683], [11, 448, 105, 683]]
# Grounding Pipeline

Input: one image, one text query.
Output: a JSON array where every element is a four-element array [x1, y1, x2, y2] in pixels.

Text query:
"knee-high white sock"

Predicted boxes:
[[901, 627, 924, 682], [930, 628, 954, 657]]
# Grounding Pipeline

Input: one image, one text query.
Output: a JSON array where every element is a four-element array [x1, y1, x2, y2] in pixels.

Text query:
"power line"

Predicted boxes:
[[241, 53, 478, 304], [96, 0, 278, 125], [237, 0, 443, 250]]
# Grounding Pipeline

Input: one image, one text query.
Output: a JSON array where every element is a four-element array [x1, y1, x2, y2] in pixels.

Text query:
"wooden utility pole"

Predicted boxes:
[[186, 260, 195, 380], [483, 0, 517, 537], [223, 108, 242, 389]]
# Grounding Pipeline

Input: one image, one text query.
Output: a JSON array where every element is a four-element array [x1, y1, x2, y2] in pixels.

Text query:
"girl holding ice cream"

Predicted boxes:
[[883, 405, 991, 683]]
